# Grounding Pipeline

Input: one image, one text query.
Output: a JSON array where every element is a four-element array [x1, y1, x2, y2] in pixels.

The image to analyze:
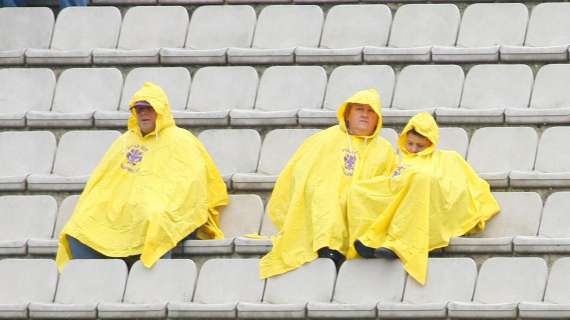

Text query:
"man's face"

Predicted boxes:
[[405, 131, 432, 153], [133, 103, 157, 136], [346, 103, 378, 136]]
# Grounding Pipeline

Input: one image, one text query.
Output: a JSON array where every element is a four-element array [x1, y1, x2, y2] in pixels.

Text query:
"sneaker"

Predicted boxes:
[[354, 240, 375, 258], [317, 247, 346, 270], [374, 247, 398, 260]]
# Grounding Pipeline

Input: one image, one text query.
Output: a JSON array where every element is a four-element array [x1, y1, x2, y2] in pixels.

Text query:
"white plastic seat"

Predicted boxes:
[[93, 6, 188, 65], [296, 5, 391, 64], [0, 68, 55, 127], [364, 4, 460, 63], [445, 192, 542, 253], [432, 3, 528, 62], [230, 66, 326, 126], [161, 6, 256, 65], [0, 8, 54, 65], [25, 7, 121, 65], [26, 68, 123, 128], [27, 130, 121, 191], [234, 205, 276, 255], [227, 5, 324, 64], [438, 127, 469, 158], [448, 257, 547, 319]]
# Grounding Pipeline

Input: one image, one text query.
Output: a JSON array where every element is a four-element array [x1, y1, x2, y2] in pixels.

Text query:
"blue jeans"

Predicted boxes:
[[68, 236, 172, 260]]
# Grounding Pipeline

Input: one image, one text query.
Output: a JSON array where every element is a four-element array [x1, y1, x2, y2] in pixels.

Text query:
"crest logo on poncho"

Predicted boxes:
[[342, 149, 358, 176], [121, 145, 148, 173]]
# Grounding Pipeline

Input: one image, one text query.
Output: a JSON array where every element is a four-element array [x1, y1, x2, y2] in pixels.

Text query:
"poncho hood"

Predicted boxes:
[[128, 82, 175, 137], [398, 112, 439, 156], [337, 89, 383, 138]]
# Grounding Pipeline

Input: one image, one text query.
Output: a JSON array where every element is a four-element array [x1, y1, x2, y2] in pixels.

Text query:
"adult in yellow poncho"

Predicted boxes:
[[260, 89, 397, 279], [56, 82, 228, 270], [348, 112, 500, 284]]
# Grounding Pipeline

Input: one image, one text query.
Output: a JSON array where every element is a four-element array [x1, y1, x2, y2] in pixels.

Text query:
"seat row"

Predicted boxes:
[[4, 64, 570, 128], [2, 191, 570, 256], [2, 256, 570, 319], [5, 3, 570, 66]]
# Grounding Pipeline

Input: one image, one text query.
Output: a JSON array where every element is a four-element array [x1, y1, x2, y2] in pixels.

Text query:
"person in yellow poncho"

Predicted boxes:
[[55, 82, 228, 270], [260, 89, 397, 279], [348, 112, 500, 285]]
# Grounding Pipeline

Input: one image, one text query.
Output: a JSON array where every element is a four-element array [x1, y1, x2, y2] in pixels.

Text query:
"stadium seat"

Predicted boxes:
[[97, 260, 196, 319], [432, 3, 528, 62], [27, 68, 123, 128], [161, 5, 256, 64], [364, 4, 460, 63], [28, 259, 128, 319], [308, 259, 406, 319], [0, 131, 56, 191], [168, 259, 264, 318], [0, 7, 54, 65], [445, 192, 542, 253], [25, 7, 121, 65], [238, 258, 336, 319], [447, 257, 547, 319], [0, 196, 57, 256], [227, 5, 324, 64], [438, 127, 469, 158], [230, 66, 326, 126], [234, 205, 276, 255], [93, 6, 188, 65], [0, 259, 58, 319], [27, 130, 121, 191], [295, 4, 392, 64]]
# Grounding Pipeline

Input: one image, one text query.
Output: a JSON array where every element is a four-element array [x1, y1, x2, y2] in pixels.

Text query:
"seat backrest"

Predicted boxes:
[[50, 6, 121, 50], [320, 5, 391, 48], [525, 3, 570, 47], [333, 259, 405, 304], [198, 129, 261, 176], [252, 5, 323, 49], [53, 195, 80, 238], [460, 64, 534, 110], [537, 192, 570, 237], [380, 128, 398, 149], [438, 127, 468, 158], [0, 131, 56, 177], [389, 4, 460, 47], [534, 127, 570, 173], [118, 6, 188, 50], [0, 259, 58, 304], [0, 195, 57, 241], [457, 3, 528, 47], [120, 67, 191, 111], [194, 258, 264, 303], [0, 7, 54, 50], [55, 259, 127, 304], [257, 129, 321, 175], [392, 64, 464, 110], [259, 206, 277, 236], [530, 64, 570, 110], [263, 258, 336, 304], [474, 257, 547, 303], [187, 66, 258, 112], [467, 127, 538, 173], [52, 68, 123, 113], [324, 65, 395, 111], [53, 130, 120, 176], [255, 66, 327, 112], [543, 257, 570, 303], [220, 194, 264, 237], [403, 258, 476, 303], [186, 5, 255, 49], [0, 68, 55, 113]]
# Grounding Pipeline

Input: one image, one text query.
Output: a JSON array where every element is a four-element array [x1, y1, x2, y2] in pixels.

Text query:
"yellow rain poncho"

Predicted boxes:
[[56, 82, 228, 270], [348, 112, 500, 284], [260, 89, 397, 278]]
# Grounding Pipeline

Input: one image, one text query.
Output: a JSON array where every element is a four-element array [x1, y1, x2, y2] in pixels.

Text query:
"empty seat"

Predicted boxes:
[[228, 5, 323, 64], [25, 7, 121, 65], [0, 259, 58, 319], [234, 205, 277, 254], [0, 131, 56, 191], [296, 5, 392, 64], [0, 196, 57, 256], [446, 192, 542, 253], [161, 6, 256, 65], [465, 127, 538, 187], [169, 259, 264, 318], [0, 68, 56, 127], [501, 3, 570, 62], [29, 259, 128, 319], [438, 127, 469, 158], [0, 7, 54, 65], [27, 68, 123, 128], [364, 4, 460, 63], [27, 130, 121, 191], [230, 66, 326, 126], [93, 6, 188, 65], [432, 3, 528, 62], [448, 257, 547, 319]]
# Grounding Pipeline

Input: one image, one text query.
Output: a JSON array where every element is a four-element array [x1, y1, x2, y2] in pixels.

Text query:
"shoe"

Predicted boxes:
[[373, 247, 398, 260], [354, 240, 375, 258], [317, 247, 346, 270]]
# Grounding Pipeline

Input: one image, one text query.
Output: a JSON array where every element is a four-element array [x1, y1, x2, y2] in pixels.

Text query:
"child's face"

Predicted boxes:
[[405, 131, 432, 153]]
